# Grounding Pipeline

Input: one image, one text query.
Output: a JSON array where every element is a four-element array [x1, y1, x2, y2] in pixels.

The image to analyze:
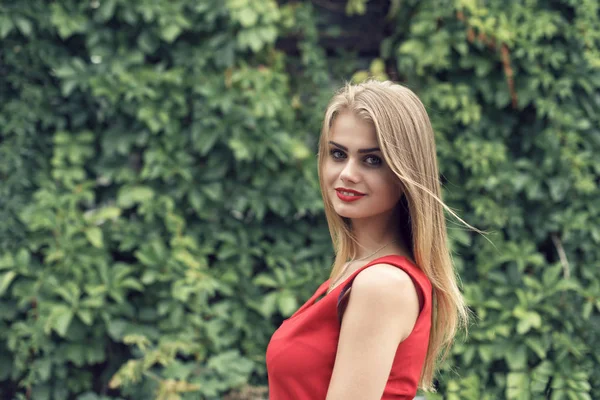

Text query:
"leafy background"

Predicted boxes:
[[0, 0, 599, 399]]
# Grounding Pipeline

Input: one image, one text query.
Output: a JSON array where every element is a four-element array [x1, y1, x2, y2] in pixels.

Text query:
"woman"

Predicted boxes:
[[266, 80, 469, 399]]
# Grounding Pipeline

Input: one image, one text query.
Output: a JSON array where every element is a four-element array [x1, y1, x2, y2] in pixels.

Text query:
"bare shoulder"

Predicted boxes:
[[351, 263, 417, 298], [345, 263, 421, 329]]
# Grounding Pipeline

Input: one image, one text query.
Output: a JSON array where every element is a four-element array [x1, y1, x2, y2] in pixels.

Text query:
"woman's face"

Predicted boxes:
[[322, 111, 404, 220]]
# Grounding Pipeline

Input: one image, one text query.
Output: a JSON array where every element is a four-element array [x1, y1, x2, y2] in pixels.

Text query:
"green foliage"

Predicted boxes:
[[0, 0, 598, 399]]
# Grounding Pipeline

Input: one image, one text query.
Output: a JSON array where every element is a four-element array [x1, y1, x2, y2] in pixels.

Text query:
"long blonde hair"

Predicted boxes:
[[317, 80, 470, 390]]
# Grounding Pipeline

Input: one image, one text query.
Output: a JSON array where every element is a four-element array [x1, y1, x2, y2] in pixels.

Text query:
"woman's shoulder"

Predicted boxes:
[[338, 261, 422, 342], [368, 254, 432, 290], [340, 255, 431, 315], [350, 262, 419, 305], [353, 262, 414, 290]]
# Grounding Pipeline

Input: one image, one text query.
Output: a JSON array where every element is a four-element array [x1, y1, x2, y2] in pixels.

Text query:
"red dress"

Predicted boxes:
[[265, 255, 432, 400]]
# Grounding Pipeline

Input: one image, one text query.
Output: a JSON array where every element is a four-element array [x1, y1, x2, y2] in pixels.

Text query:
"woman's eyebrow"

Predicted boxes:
[[328, 141, 381, 153]]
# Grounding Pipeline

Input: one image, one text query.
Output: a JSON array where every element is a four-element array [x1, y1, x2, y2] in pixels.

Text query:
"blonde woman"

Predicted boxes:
[[266, 80, 469, 399]]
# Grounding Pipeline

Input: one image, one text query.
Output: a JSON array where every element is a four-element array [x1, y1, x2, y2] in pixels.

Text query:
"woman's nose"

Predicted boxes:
[[340, 159, 361, 183]]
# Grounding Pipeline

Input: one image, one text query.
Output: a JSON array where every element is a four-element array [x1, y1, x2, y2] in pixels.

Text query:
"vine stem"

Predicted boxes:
[[551, 233, 571, 279]]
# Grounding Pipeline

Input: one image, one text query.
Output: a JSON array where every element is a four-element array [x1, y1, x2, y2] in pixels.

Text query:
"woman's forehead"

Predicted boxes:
[[329, 112, 378, 147]]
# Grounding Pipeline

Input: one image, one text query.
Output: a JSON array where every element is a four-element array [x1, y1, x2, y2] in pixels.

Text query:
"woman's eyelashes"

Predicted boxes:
[[328, 148, 382, 167], [330, 149, 346, 160], [365, 155, 383, 167]]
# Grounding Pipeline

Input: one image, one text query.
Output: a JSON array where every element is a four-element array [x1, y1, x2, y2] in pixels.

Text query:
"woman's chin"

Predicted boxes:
[[330, 195, 370, 219], [332, 206, 363, 219]]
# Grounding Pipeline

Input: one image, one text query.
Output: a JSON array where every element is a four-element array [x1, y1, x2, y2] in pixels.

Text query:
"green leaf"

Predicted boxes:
[[137, 31, 159, 54], [277, 290, 298, 316], [50, 4, 87, 39], [0, 271, 17, 296], [54, 282, 80, 305], [77, 309, 94, 326], [117, 186, 155, 208], [525, 337, 547, 358], [54, 308, 74, 337], [0, 15, 14, 38], [228, 138, 252, 161], [201, 183, 222, 201], [31, 384, 51, 400], [16, 248, 30, 266], [13, 16, 32, 36], [85, 227, 104, 248], [36, 358, 52, 381], [507, 372, 528, 398], [252, 274, 278, 288], [135, 249, 158, 267], [173, 249, 201, 269], [239, 9, 258, 27], [583, 301, 593, 320], [96, 0, 117, 22], [107, 319, 128, 341], [351, 70, 369, 84], [120, 278, 143, 291], [85, 206, 122, 224], [161, 24, 182, 43], [506, 345, 527, 370], [0, 253, 14, 270]]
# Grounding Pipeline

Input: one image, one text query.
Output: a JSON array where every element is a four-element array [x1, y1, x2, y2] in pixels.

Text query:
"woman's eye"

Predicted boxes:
[[329, 149, 345, 160], [365, 155, 382, 166]]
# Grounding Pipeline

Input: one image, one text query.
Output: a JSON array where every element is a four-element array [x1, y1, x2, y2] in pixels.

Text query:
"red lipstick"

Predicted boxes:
[[335, 187, 366, 202]]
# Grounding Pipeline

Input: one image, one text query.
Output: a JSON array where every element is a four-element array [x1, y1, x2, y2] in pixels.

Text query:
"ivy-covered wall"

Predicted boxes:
[[0, 0, 598, 399]]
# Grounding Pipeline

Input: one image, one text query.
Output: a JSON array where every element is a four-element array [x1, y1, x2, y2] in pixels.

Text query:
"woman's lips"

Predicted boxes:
[[335, 189, 365, 202]]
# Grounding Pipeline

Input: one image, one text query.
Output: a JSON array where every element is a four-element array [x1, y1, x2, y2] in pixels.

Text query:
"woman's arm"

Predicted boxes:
[[325, 263, 421, 400]]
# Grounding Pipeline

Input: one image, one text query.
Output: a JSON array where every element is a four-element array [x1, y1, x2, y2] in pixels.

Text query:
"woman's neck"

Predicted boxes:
[[349, 206, 410, 260]]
